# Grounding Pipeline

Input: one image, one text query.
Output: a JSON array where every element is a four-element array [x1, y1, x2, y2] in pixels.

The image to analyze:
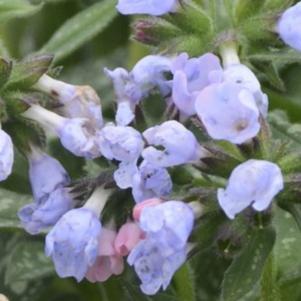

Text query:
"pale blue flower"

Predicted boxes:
[[58, 118, 101, 159], [171, 53, 223, 116], [18, 151, 73, 234], [277, 2, 301, 51], [18, 187, 73, 235], [97, 123, 144, 162], [128, 237, 186, 295], [195, 82, 260, 144], [105, 55, 171, 126], [128, 201, 194, 295], [132, 160, 172, 202], [223, 64, 268, 117], [0, 129, 14, 181], [35, 75, 104, 128], [142, 120, 206, 167], [45, 208, 102, 281], [218, 160, 284, 219], [117, 0, 178, 16]]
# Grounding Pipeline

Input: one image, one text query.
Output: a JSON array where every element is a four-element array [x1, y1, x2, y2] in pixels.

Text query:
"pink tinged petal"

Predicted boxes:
[[114, 222, 144, 256], [98, 228, 117, 256], [133, 198, 163, 221]]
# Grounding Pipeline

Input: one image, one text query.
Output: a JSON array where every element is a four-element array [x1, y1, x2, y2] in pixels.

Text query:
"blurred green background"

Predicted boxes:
[[0, 1, 300, 300]]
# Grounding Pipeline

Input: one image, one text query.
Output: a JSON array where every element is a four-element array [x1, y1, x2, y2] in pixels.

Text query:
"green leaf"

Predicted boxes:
[[234, 0, 265, 23], [0, 0, 43, 24], [273, 208, 301, 285], [0, 188, 31, 229], [0, 58, 12, 89], [221, 227, 276, 301], [174, 263, 196, 301], [39, 0, 117, 62], [4, 240, 54, 285], [5, 54, 53, 90]]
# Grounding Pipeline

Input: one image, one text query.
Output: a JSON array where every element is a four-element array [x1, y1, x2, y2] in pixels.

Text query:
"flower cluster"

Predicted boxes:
[[7, 0, 301, 296]]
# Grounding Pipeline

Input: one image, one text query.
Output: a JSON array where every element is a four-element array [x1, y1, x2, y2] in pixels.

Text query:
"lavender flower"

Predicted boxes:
[[116, 0, 178, 16], [35, 75, 103, 128], [277, 2, 301, 52], [105, 55, 171, 126], [223, 64, 268, 117], [45, 208, 101, 281], [132, 160, 172, 203], [195, 82, 260, 144], [0, 129, 14, 181], [128, 201, 194, 295], [23, 105, 101, 159], [45, 187, 110, 281], [218, 160, 284, 219], [18, 151, 73, 234], [142, 120, 207, 167], [171, 53, 223, 116], [97, 123, 144, 162]]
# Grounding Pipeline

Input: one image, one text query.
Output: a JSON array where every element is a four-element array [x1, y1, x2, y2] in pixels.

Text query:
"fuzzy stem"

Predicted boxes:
[[220, 42, 240, 68], [84, 186, 112, 216]]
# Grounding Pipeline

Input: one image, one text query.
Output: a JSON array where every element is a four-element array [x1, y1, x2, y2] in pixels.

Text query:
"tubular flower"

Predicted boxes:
[[217, 160, 284, 219]]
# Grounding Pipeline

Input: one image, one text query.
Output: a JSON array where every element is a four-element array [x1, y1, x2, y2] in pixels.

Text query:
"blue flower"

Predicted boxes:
[[105, 55, 171, 126], [132, 160, 172, 202], [18, 187, 73, 235], [116, 0, 178, 16], [18, 151, 73, 234], [128, 201, 194, 295], [171, 53, 223, 116], [97, 123, 144, 162], [22, 105, 101, 159], [223, 63, 268, 117], [142, 120, 206, 167], [277, 2, 301, 52], [35, 75, 104, 128], [195, 82, 260, 144], [0, 129, 14, 181], [45, 208, 102, 281], [218, 160, 284, 219]]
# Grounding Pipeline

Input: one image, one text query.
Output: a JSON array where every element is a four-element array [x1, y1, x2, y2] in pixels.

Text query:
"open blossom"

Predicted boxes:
[[23, 105, 101, 159], [277, 2, 301, 52], [0, 129, 14, 181], [105, 55, 171, 126], [195, 82, 260, 144], [116, 0, 178, 16], [223, 64, 268, 117], [35, 75, 103, 128], [45, 208, 101, 281], [142, 120, 207, 167], [97, 123, 144, 162], [86, 228, 124, 283], [132, 161, 172, 203], [128, 201, 194, 295], [218, 160, 284, 219], [18, 151, 73, 234], [171, 53, 223, 116], [45, 187, 110, 281]]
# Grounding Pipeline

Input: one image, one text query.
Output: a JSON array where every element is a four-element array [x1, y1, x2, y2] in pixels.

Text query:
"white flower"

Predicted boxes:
[[217, 160, 284, 219]]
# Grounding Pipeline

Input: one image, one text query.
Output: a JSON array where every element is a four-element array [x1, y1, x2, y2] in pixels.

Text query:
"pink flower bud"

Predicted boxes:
[[133, 198, 163, 221], [114, 222, 143, 256], [86, 228, 124, 283]]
